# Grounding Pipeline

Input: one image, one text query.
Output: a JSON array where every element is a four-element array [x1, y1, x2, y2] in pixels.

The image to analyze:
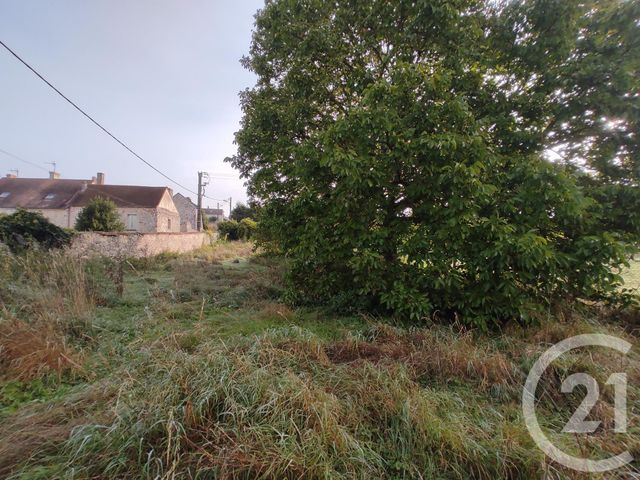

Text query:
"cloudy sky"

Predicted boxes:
[[0, 0, 264, 208]]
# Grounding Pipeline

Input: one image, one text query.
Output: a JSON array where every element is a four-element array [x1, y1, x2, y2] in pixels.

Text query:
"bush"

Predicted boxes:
[[238, 218, 257, 239], [218, 219, 257, 241], [75, 197, 125, 232], [0, 209, 73, 253], [217, 220, 240, 240]]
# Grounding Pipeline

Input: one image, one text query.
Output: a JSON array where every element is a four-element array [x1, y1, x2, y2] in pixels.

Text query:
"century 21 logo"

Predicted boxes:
[[522, 334, 633, 473]]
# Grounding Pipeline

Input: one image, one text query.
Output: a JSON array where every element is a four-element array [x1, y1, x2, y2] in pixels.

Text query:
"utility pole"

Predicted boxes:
[[196, 172, 210, 231], [229, 196, 232, 218], [10, 169, 18, 177], [196, 172, 203, 231]]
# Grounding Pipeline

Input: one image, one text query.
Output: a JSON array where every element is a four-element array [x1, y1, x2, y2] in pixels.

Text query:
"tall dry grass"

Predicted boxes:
[[0, 250, 94, 380], [185, 240, 257, 263], [1, 250, 94, 330], [33, 319, 634, 480], [56, 327, 544, 479]]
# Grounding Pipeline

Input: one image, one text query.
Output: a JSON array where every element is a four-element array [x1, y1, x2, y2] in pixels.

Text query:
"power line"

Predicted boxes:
[[0, 39, 206, 197], [0, 147, 49, 172]]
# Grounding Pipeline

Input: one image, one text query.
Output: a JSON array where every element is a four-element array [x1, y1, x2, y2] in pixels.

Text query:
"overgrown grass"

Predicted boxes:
[[0, 242, 638, 479]]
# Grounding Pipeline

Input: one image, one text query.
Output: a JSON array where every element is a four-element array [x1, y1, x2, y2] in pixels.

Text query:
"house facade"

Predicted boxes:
[[172, 192, 198, 232], [0, 173, 180, 233]]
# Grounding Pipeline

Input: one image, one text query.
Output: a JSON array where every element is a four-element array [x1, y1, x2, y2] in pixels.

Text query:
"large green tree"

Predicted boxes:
[[230, 0, 639, 326]]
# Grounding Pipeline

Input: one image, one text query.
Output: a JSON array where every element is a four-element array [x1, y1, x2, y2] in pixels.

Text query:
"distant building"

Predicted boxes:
[[172, 192, 198, 232], [0, 172, 180, 233], [202, 207, 226, 225]]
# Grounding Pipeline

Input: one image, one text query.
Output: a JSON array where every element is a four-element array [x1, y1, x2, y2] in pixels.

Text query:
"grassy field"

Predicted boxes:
[[0, 243, 638, 479]]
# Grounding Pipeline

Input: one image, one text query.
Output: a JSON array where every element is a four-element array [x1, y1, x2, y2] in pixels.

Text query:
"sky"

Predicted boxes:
[[0, 0, 265, 210]]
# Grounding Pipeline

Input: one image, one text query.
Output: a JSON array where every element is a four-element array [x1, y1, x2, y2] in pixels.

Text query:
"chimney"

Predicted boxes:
[[96, 172, 105, 185], [49, 171, 60, 180], [6, 173, 17, 179]]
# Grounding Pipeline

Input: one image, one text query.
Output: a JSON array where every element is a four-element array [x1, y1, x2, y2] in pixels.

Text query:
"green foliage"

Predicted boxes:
[[230, 0, 639, 326], [217, 219, 240, 240], [218, 218, 257, 241], [239, 217, 258, 239], [488, 0, 640, 186], [0, 378, 73, 417], [230, 202, 259, 221], [0, 209, 72, 253], [75, 197, 125, 232]]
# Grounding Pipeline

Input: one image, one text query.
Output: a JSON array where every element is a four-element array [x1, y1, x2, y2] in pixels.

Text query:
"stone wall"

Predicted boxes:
[[69, 231, 215, 258]]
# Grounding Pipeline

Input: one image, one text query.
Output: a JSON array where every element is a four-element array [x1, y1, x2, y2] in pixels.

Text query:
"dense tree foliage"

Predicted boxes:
[[75, 198, 125, 232], [218, 218, 258, 241], [230, 202, 258, 221], [0, 209, 73, 253], [230, 0, 639, 326]]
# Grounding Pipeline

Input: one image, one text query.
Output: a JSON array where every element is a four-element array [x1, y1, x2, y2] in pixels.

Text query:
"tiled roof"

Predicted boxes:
[[203, 208, 225, 217], [0, 178, 88, 209], [71, 185, 168, 208], [0, 178, 169, 209], [173, 192, 197, 208]]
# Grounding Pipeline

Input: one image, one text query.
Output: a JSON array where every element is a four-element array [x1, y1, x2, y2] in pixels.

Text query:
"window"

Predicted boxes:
[[0, 192, 10, 198], [43, 193, 55, 200], [167, 218, 172, 231], [127, 213, 138, 230]]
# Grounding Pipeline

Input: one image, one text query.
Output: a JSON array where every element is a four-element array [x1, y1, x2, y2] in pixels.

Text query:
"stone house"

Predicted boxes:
[[172, 192, 198, 232], [202, 207, 226, 224], [0, 173, 180, 233]]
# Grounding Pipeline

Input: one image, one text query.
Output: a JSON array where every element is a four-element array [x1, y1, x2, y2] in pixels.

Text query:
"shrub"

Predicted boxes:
[[238, 218, 257, 239], [0, 209, 72, 253], [75, 197, 125, 232], [217, 220, 240, 240], [218, 219, 258, 241]]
